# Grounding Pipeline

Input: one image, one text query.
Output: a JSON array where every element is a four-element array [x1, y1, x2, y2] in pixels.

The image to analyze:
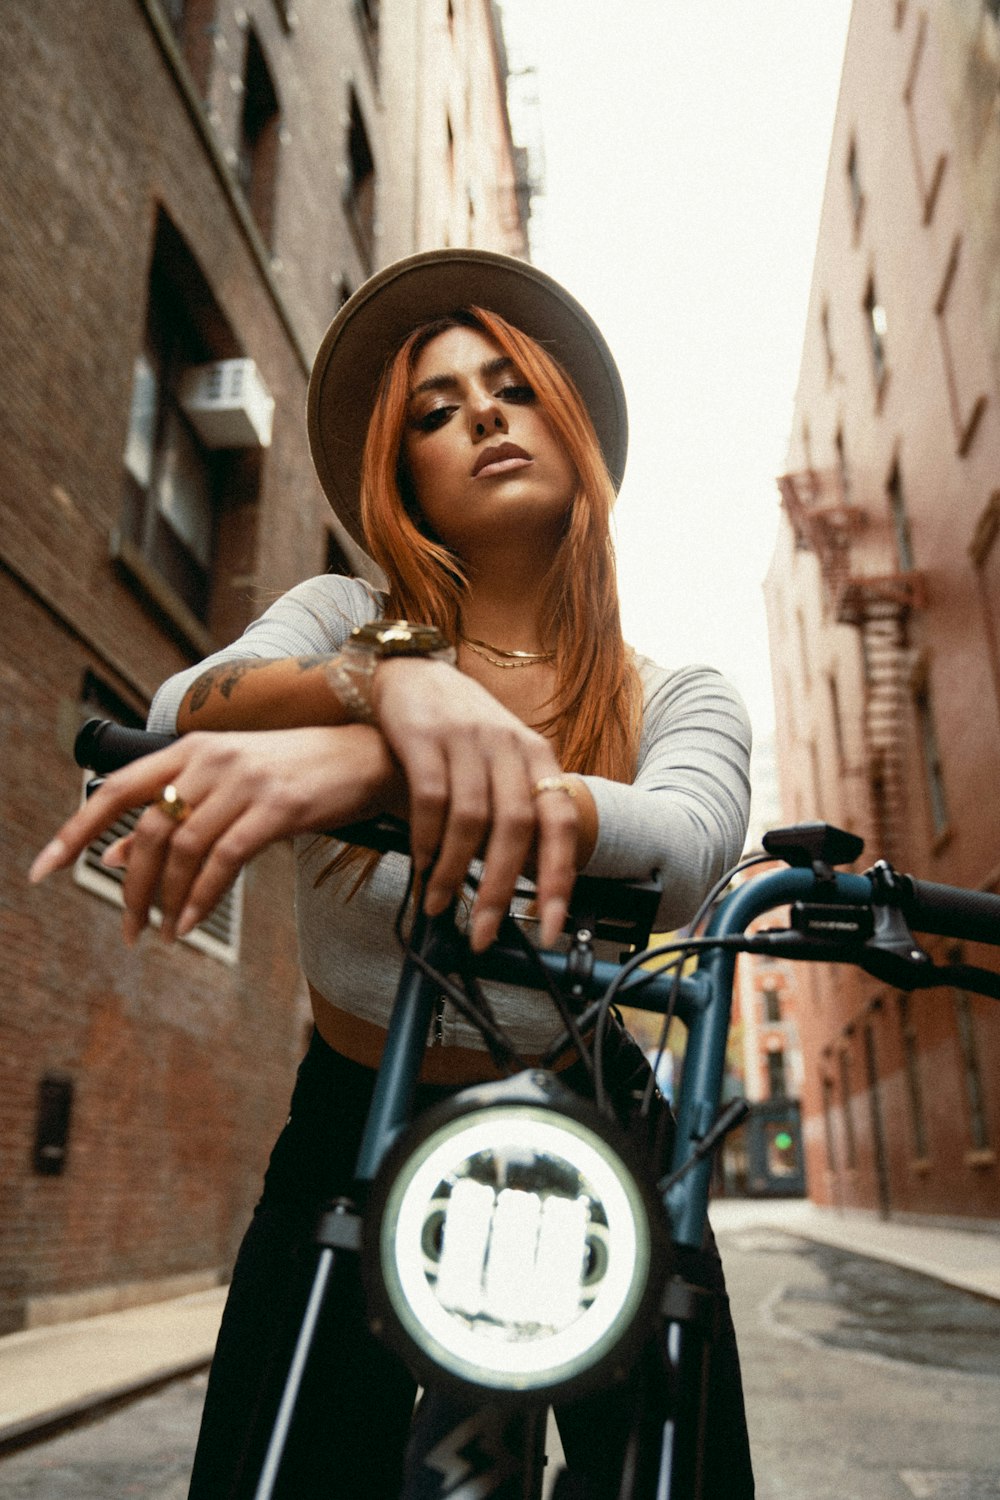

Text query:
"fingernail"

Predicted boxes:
[[541, 898, 568, 947], [177, 905, 199, 938], [471, 907, 501, 953], [29, 839, 68, 883], [122, 911, 141, 947], [159, 916, 176, 944], [100, 841, 128, 870]]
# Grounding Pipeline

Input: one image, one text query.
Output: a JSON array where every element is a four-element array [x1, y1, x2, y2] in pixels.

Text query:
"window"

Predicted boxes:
[[345, 90, 376, 271], [74, 771, 244, 962], [796, 608, 811, 689], [34, 1076, 74, 1177], [935, 237, 989, 455], [970, 492, 1000, 721], [354, 0, 380, 74], [828, 672, 847, 769], [821, 303, 835, 380], [886, 461, 915, 571], [117, 212, 243, 652], [821, 1074, 839, 1173], [913, 674, 949, 837], [952, 980, 991, 1151], [762, 986, 782, 1024], [903, 13, 947, 224], [159, 0, 216, 96], [238, 30, 281, 249], [863, 279, 888, 390], [987, 0, 1000, 21], [766, 1049, 787, 1100], [70, 670, 244, 962], [838, 1047, 858, 1168], [834, 426, 850, 500], [846, 139, 864, 229], [897, 993, 928, 1158]]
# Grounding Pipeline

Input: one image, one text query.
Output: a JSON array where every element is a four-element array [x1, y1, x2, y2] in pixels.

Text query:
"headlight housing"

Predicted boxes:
[[363, 1070, 667, 1402]]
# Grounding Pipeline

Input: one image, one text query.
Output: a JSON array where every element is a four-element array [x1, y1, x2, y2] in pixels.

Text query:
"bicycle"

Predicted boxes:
[[74, 718, 1000, 1500]]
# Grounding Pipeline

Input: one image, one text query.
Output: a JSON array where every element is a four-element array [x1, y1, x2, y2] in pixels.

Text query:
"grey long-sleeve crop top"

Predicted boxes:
[[148, 574, 752, 1054]]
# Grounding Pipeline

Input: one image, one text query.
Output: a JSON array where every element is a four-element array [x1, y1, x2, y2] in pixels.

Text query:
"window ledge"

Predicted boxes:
[[909, 1157, 933, 1175], [957, 394, 988, 457], [874, 366, 891, 415], [110, 531, 216, 659], [965, 1149, 996, 1169], [930, 823, 953, 857]]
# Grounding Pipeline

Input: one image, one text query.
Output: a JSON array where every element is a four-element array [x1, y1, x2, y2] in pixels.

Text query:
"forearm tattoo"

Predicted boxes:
[[186, 656, 333, 714]]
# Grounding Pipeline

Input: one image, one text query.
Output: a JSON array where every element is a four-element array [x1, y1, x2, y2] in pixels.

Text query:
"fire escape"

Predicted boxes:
[[778, 467, 927, 865]]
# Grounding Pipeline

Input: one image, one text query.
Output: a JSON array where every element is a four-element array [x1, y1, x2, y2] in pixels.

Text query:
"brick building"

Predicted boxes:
[[763, 0, 1000, 1220], [0, 0, 528, 1333]]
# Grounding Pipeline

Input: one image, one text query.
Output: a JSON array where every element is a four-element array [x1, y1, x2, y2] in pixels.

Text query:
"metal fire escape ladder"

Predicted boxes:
[[777, 468, 862, 606], [778, 470, 927, 864]]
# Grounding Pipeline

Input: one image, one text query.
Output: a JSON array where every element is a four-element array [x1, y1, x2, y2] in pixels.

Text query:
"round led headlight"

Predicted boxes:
[[363, 1071, 667, 1402]]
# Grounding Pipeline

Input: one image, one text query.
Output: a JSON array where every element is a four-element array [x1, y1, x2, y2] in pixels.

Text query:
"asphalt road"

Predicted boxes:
[[1, 1222, 998, 1498], [721, 1222, 1000, 1500]]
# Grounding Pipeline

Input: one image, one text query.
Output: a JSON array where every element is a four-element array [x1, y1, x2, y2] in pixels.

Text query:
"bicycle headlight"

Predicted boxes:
[[363, 1070, 667, 1401]]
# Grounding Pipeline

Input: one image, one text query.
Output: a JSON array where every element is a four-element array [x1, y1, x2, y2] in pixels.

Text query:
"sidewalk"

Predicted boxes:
[[0, 1285, 226, 1448], [2, 1199, 999, 1451], [709, 1196, 1000, 1303]]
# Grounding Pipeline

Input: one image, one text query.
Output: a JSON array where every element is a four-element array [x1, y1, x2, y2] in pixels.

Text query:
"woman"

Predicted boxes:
[[31, 249, 754, 1497]]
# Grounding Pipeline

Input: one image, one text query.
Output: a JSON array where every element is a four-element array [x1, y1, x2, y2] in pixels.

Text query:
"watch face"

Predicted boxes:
[[352, 621, 450, 656]]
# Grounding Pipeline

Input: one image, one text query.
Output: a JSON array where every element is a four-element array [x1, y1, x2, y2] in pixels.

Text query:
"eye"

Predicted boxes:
[[497, 383, 535, 404], [412, 405, 455, 433]]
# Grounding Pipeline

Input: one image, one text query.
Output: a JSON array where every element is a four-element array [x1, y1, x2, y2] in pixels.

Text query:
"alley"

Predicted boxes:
[[716, 1206, 1000, 1500], [2, 1201, 999, 1497]]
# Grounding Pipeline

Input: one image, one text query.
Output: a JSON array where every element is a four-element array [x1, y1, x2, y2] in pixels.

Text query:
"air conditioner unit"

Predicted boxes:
[[178, 358, 275, 449]]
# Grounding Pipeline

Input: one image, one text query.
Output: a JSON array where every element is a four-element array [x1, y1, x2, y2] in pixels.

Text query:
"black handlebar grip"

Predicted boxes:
[[74, 719, 176, 774], [73, 718, 408, 858], [901, 876, 1000, 947]]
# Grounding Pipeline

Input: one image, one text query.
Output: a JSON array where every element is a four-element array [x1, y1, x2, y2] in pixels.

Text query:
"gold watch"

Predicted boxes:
[[326, 620, 457, 722]]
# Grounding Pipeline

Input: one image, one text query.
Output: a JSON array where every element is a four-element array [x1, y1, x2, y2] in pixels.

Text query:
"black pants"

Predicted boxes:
[[187, 1030, 754, 1499]]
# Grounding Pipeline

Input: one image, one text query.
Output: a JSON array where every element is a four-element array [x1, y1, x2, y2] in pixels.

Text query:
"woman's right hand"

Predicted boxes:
[[370, 657, 588, 951], [29, 724, 402, 946]]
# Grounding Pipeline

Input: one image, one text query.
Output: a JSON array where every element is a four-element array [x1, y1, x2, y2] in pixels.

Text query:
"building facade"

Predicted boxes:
[[763, 0, 1000, 1221], [0, 0, 528, 1333]]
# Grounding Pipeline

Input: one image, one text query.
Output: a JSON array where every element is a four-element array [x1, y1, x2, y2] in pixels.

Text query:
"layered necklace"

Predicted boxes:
[[460, 633, 556, 670]]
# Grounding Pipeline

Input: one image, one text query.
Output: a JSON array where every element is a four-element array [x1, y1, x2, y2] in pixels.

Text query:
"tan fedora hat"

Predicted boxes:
[[306, 247, 628, 549]]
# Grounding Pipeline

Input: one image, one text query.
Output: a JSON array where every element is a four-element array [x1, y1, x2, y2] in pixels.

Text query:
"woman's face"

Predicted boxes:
[[401, 325, 577, 557]]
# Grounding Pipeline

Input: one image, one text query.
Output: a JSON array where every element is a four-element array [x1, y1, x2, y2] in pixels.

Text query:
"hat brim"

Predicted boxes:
[[306, 248, 628, 549]]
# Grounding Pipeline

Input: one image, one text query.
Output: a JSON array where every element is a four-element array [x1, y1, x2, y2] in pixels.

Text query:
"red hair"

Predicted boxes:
[[360, 307, 642, 781]]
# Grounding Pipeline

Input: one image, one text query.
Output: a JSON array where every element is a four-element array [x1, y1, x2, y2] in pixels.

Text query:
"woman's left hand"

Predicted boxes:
[[29, 725, 401, 945], [370, 657, 590, 951]]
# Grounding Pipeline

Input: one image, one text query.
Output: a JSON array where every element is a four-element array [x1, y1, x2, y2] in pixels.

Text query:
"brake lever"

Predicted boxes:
[[859, 860, 933, 987]]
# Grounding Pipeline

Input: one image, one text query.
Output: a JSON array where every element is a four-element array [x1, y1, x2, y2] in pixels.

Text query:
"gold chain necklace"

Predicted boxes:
[[460, 634, 556, 670]]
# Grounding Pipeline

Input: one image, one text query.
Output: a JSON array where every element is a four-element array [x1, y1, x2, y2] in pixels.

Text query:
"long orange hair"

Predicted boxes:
[[315, 309, 643, 895], [360, 307, 643, 781]]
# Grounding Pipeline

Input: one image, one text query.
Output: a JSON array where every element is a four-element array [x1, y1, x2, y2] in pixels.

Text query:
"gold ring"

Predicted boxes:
[[531, 775, 578, 800], [153, 784, 192, 824]]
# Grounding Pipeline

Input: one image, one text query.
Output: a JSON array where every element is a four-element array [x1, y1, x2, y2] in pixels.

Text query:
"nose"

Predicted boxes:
[[470, 396, 507, 440]]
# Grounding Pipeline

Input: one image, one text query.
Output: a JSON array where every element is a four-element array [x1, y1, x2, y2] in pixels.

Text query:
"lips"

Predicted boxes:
[[471, 442, 532, 478]]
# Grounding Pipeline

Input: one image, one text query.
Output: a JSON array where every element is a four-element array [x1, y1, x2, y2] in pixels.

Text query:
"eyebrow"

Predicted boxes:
[[409, 355, 517, 401]]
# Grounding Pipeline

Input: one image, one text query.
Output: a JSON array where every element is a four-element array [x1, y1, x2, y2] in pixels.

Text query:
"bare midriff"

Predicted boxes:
[[308, 982, 573, 1085]]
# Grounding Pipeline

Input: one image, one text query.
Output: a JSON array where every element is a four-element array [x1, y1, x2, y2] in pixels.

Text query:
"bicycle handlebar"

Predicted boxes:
[[76, 720, 1000, 949], [899, 875, 1000, 947], [73, 720, 665, 947], [75, 718, 177, 773], [75, 718, 413, 857]]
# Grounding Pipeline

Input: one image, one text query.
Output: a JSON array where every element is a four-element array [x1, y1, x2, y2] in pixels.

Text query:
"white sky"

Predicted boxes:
[[497, 2, 854, 736]]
